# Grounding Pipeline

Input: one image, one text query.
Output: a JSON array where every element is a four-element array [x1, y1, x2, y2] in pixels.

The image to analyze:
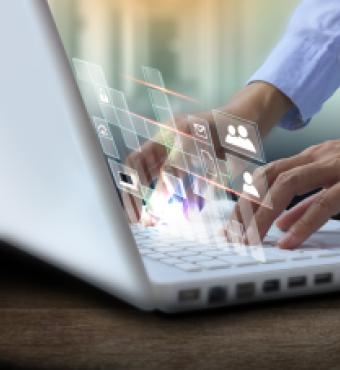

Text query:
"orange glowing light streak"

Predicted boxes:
[[124, 75, 200, 104], [129, 111, 272, 210]]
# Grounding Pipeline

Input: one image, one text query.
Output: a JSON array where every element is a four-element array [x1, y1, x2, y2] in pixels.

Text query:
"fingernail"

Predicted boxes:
[[278, 231, 300, 249]]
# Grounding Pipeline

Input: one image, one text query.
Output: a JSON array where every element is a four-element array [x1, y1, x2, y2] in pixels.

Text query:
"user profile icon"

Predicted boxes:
[[225, 124, 256, 153], [214, 110, 265, 162], [242, 171, 260, 198]]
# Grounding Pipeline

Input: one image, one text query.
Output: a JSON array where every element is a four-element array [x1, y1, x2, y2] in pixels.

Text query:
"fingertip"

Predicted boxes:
[[278, 231, 301, 249], [275, 217, 289, 232]]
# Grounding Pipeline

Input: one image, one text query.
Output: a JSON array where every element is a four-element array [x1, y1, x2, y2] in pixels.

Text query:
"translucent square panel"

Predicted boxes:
[[192, 176, 209, 198], [213, 110, 265, 163], [87, 63, 108, 86], [153, 106, 175, 127], [188, 115, 213, 146], [179, 135, 199, 157], [93, 117, 112, 139], [166, 149, 188, 173], [131, 114, 150, 139], [184, 153, 205, 178], [93, 117, 120, 159], [121, 128, 141, 152], [100, 104, 118, 126], [195, 142, 219, 181], [142, 66, 165, 88], [95, 86, 111, 105], [72, 58, 91, 83], [238, 198, 266, 262], [225, 153, 272, 208], [149, 89, 170, 108], [108, 159, 143, 199], [162, 171, 187, 199], [144, 119, 166, 146], [225, 219, 245, 244], [115, 108, 135, 131], [110, 88, 129, 111], [99, 136, 120, 159], [216, 159, 232, 189]]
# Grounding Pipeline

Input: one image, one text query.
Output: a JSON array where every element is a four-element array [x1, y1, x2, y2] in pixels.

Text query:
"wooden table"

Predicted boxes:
[[1, 241, 340, 370]]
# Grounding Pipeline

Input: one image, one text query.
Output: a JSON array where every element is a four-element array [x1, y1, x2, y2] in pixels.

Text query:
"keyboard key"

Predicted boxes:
[[187, 246, 217, 253], [168, 250, 199, 258], [219, 255, 260, 266], [291, 255, 313, 261], [204, 250, 234, 257], [263, 256, 286, 264], [175, 263, 202, 272], [320, 252, 340, 258], [160, 257, 183, 266], [198, 260, 231, 270], [154, 247, 183, 253], [182, 255, 214, 263], [147, 253, 168, 260], [169, 241, 196, 248]]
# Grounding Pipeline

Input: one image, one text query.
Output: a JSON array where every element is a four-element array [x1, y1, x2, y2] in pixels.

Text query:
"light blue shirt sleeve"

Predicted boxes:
[[249, 0, 340, 130]]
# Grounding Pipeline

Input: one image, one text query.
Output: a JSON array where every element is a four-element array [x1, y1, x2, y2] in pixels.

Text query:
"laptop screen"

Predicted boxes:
[[48, 0, 271, 249]]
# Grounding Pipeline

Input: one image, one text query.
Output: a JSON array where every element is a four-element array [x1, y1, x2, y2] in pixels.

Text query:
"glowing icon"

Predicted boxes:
[[243, 171, 260, 198], [225, 125, 256, 153], [193, 123, 208, 140], [118, 171, 138, 191], [97, 124, 110, 138], [109, 160, 142, 199], [201, 149, 217, 177], [98, 87, 110, 104]]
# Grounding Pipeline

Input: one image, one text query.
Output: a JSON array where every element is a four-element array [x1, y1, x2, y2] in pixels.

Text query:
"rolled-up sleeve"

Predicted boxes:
[[249, 0, 340, 130]]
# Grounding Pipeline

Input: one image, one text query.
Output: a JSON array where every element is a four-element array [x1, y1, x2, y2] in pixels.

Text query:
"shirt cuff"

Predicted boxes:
[[249, 31, 340, 130]]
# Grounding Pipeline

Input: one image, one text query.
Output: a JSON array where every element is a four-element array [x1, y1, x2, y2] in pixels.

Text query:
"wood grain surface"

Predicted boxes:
[[1, 241, 340, 370]]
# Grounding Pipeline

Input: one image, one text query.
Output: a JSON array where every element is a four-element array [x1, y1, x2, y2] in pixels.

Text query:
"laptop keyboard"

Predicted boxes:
[[131, 224, 340, 273]]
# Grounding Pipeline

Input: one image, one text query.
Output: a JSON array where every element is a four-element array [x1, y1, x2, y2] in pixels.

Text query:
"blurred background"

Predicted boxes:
[[48, 0, 340, 162]]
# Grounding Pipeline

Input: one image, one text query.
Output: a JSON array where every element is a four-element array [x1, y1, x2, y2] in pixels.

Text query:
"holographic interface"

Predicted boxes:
[[72, 59, 273, 263]]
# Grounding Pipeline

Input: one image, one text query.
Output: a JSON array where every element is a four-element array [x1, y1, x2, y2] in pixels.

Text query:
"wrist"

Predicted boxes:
[[222, 82, 293, 137]]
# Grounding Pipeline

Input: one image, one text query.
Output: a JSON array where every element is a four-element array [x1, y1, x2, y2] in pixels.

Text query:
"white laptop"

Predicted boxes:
[[0, 0, 340, 313]]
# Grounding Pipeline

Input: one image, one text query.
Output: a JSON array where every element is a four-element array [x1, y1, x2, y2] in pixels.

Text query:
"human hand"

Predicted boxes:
[[232, 140, 340, 249], [123, 81, 292, 224]]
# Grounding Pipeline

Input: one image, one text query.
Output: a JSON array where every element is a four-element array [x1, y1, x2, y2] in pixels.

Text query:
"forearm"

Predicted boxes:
[[248, 0, 340, 131]]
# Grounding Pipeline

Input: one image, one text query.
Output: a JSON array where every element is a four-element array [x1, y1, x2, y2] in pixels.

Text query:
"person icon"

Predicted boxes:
[[242, 171, 260, 198], [225, 124, 239, 147], [225, 124, 257, 153], [237, 125, 256, 153], [97, 124, 109, 137]]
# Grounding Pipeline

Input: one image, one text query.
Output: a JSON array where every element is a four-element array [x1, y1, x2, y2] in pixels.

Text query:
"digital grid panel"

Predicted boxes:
[[74, 59, 275, 235]]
